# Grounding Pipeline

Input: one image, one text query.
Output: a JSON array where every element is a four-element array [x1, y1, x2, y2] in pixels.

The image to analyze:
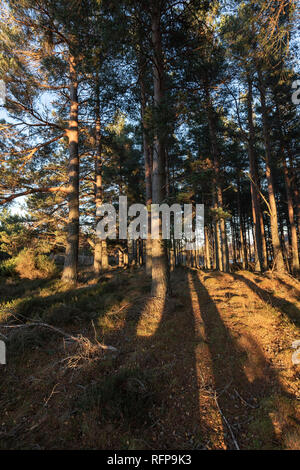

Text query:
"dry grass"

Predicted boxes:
[[0, 266, 299, 449], [14, 249, 57, 280]]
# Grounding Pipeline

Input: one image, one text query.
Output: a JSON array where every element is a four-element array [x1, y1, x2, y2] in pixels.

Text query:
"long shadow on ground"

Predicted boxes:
[[232, 272, 300, 328], [190, 269, 296, 449], [107, 266, 215, 449]]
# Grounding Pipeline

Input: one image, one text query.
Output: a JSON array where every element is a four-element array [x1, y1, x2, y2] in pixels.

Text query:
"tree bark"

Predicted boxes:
[[101, 241, 108, 269], [273, 100, 299, 273], [282, 148, 299, 272], [204, 226, 212, 270], [62, 55, 79, 283], [237, 183, 248, 269], [139, 54, 153, 276], [246, 75, 265, 272], [151, 0, 170, 298], [93, 78, 103, 275], [205, 84, 229, 272], [257, 70, 286, 272]]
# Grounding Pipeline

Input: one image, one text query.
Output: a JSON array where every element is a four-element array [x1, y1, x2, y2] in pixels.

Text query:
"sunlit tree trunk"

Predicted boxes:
[[259, 209, 268, 270], [151, 0, 170, 298], [204, 226, 211, 270], [139, 58, 153, 276], [282, 153, 299, 272], [118, 248, 124, 268], [246, 75, 264, 272], [93, 78, 103, 275], [237, 183, 248, 269], [258, 70, 286, 272], [231, 221, 237, 264], [212, 192, 220, 270], [101, 241, 108, 269], [205, 84, 229, 272], [124, 249, 129, 267], [274, 102, 299, 273], [287, 151, 300, 238], [62, 55, 79, 283]]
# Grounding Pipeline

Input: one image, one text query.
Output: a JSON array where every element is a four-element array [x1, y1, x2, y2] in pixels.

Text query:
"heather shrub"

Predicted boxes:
[[0, 258, 16, 277], [15, 248, 57, 279], [36, 253, 58, 277]]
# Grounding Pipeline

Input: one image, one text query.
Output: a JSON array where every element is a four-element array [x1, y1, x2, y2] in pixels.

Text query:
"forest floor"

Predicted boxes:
[[0, 266, 300, 450]]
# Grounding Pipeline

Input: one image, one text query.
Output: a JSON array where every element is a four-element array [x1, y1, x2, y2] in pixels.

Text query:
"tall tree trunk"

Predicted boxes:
[[246, 219, 252, 264], [274, 101, 299, 273], [62, 55, 79, 283], [139, 55, 153, 276], [259, 209, 268, 270], [205, 84, 229, 272], [282, 154, 299, 272], [237, 183, 248, 269], [285, 148, 300, 237], [212, 192, 220, 270], [257, 70, 286, 272], [93, 78, 103, 275], [246, 75, 264, 272], [151, 0, 170, 298], [204, 226, 212, 270], [231, 220, 237, 264]]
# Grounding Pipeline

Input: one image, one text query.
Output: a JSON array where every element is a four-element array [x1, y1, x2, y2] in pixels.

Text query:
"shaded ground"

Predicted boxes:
[[0, 267, 299, 449]]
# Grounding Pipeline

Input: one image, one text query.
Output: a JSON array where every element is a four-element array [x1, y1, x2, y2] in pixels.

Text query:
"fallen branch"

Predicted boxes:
[[0, 321, 118, 352], [44, 383, 60, 407], [214, 395, 240, 450], [234, 389, 258, 409]]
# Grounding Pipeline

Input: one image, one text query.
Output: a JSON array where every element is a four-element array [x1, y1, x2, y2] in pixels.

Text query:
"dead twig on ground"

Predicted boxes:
[[44, 383, 60, 407], [214, 394, 240, 450], [234, 389, 258, 409], [0, 321, 118, 352]]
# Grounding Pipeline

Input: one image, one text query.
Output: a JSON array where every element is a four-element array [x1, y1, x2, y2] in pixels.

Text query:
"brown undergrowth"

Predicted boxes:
[[0, 267, 299, 449]]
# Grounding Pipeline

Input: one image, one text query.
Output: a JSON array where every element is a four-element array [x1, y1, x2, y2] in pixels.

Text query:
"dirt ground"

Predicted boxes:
[[0, 267, 299, 449]]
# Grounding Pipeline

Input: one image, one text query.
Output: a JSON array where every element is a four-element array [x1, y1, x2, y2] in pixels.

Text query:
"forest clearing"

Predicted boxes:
[[0, 0, 300, 454]]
